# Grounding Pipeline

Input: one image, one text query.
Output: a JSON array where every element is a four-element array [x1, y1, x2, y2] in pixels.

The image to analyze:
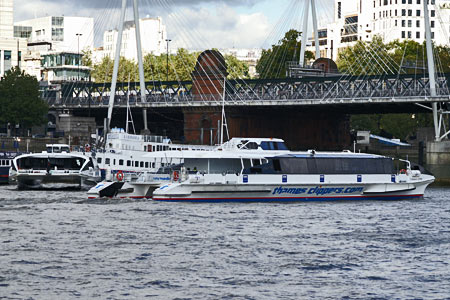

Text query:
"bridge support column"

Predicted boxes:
[[183, 107, 351, 150], [426, 141, 450, 184]]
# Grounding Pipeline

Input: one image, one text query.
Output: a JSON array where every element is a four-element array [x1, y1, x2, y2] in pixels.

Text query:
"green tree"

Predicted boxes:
[[0, 67, 48, 131], [337, 36, 450, 75], [225, 54, 249, 79], [256, 29, 314, 79], [81, 48, 93, 68], [91, 56, 137, 83]]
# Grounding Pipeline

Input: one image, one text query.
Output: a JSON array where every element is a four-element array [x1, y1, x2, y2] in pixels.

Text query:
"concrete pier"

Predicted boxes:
[[426, 141, 450, 184]]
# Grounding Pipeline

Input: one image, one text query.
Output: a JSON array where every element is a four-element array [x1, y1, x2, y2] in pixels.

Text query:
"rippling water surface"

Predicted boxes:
[[1, 185, 450, 299]]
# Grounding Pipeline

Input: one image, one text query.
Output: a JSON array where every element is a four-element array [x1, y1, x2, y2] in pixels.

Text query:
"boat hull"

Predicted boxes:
[[153, 180, 434, 203]]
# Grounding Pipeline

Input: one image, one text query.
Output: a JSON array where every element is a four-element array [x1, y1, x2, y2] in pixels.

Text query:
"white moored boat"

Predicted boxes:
[[152, 151, 435, 202], [10, 144, 101, 189]]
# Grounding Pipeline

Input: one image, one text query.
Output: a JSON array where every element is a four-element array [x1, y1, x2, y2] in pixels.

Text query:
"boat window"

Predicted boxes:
[[97, 158, 102, 164], [105, 158, 110, 165], [273, 159, 281, 172], [135, 161, 139, 167], [144, 146, 147, 152], [127, 160, 131, 167], [275, 142, 288, 150], [140, 162, 144, 168], [152, 162, 155, 168], [243, 159, 252, 169], [252, 159, 261, 166], [145, 162, 149, 168], [119, 160, 124, 166], [113, 159, 116, 165], [260, 142, 273, 150], [279, 157, 394, 174]]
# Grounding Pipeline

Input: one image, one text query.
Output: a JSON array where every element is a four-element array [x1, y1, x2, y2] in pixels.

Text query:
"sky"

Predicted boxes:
[[13, 0, 334, 49]]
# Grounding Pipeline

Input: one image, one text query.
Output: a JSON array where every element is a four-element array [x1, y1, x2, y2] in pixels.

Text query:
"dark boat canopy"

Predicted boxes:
[[244, 155, 394, 175]]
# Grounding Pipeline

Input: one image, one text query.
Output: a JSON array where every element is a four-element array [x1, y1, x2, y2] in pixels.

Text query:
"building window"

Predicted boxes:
[[417, 20, 420, 27], [408, 31, 412, 39], [402, 20, 406, 27], [431, 10, 435, 17], [4, 51, 12, 71], [416, 10, 421, 17], [402, 31, 406, 38], [338, 2, 342, 19], [52, 28, 64, 41], [52, 17, 64, 27], [416, 32, 420, 39]]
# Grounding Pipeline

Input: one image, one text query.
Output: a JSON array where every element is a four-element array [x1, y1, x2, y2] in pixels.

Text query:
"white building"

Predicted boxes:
[[220, 48, 262, 78], [308, 0, 450, 61], [0, 0, 27, 78], [97, 17, 167, 64], [14, 16, 94, 53]]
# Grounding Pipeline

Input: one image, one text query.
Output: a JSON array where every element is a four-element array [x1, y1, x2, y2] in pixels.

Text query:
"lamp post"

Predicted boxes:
[[165, 39, 171, 81], [76, 33, 82, 81]]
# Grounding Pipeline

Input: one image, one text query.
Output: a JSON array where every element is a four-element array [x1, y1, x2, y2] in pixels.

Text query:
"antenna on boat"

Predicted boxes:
[[126, 76, 136, 134], [220, 77, 229, 145]]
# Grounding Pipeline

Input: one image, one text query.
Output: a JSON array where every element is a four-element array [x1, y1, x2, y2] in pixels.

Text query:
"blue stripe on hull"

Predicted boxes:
[[153, 194, 424, 203]]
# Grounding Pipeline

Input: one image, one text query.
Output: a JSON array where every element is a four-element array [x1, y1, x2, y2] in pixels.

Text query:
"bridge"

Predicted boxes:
[[45, 73, 450, 110]]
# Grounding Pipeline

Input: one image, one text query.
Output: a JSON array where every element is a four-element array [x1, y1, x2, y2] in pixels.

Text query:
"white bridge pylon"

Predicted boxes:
[[107, 0, 148, 133], [299, 0, 320, 67]]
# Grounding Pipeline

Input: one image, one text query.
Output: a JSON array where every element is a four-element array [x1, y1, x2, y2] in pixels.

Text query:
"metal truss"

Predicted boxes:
[[44, 73, 450, 108]]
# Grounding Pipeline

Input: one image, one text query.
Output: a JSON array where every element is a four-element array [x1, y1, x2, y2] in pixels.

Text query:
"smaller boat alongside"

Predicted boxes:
[[9, 144, 101, 190], [1, 152, 24, 184]]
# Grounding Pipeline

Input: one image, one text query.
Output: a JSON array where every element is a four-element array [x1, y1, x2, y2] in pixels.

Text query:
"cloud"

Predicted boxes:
[[167, 5, 270, 49], [13, 0, 270, 49]]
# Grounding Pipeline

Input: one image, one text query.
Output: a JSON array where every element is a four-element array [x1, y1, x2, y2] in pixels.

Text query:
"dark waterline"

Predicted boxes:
[[1, 185, 450, 299]]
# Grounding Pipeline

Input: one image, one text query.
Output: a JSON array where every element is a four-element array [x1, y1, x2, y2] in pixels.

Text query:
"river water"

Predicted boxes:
[[1, 185, 450, 299]]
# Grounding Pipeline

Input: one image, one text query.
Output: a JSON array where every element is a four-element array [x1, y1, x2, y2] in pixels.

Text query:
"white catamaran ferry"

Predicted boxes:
[[10, 144, 100, 189], [152, 151, 434, 202]]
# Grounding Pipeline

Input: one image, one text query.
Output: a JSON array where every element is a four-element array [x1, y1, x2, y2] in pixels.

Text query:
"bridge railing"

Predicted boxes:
[[44, 73, 450, 107]]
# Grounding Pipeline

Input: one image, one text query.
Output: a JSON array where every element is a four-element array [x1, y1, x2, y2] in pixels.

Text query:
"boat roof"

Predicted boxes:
[[142, 149, 387, 160], [13, 152, 90, 160], [142, 150, 276, 160], [279, 152, 388, 159]]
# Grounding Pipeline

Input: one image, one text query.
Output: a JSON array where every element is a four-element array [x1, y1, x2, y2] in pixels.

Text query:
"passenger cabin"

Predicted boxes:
[[244, 154, 395, 175]]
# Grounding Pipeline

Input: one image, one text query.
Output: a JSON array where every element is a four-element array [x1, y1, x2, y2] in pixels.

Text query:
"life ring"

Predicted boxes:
[[400, 169, 407, 174], [173, 171, 179, 182], [116, 171, 124, 181]]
